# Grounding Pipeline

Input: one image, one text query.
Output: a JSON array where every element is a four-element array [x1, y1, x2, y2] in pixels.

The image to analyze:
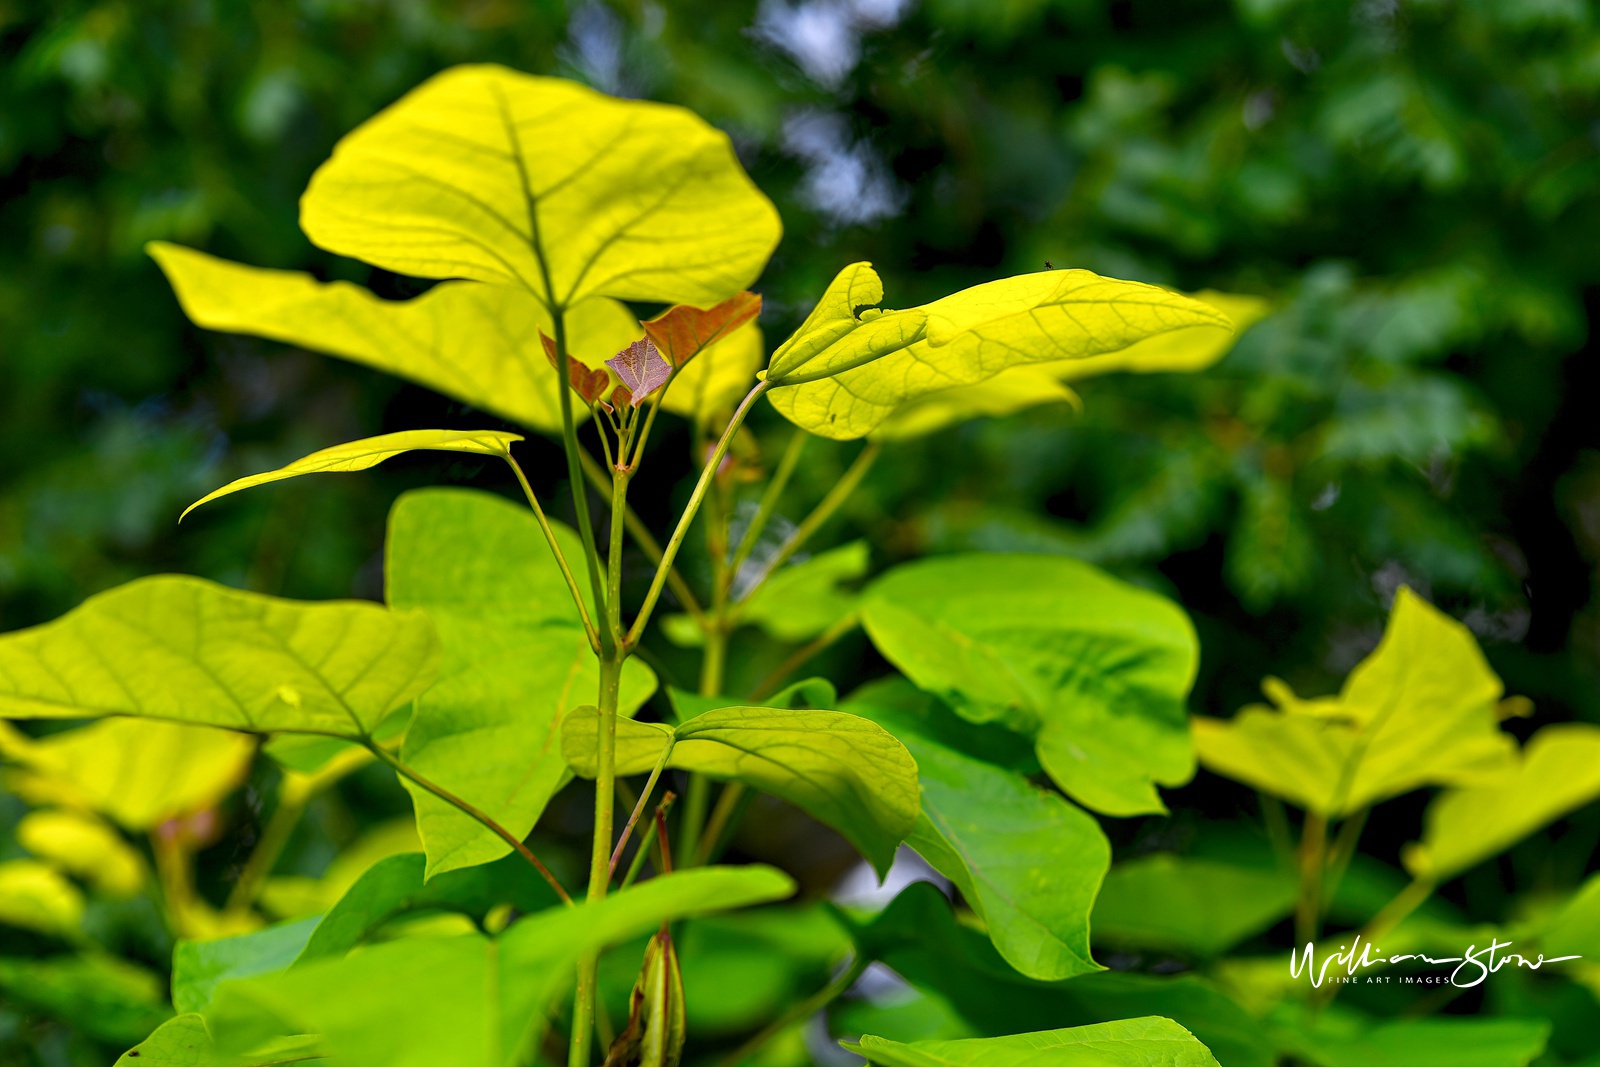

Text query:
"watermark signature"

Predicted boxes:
[[1290, 934, 1580, 989]]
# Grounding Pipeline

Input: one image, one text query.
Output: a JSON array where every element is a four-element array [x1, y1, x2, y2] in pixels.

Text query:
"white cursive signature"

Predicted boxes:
[[1290, 934, 1581, 989]]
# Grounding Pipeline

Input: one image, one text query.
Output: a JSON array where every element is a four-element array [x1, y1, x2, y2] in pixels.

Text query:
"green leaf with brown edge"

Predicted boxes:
[[148, 241, 639, 434], [386, 488, 655, 877], [181, 429, 522, 520], [1403, 723, 1600, 881], [766, 263, 1231, 440], [843, 1016, 1222, 1067], [0, 575, 437, 739], [562, 704, 918, 877], [861, 554, 1198, 817], [1192, 587, 1517, 816], [299, 64, 780, 310]]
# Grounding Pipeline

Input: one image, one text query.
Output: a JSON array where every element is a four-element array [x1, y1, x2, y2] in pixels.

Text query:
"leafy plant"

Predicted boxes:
[[0, 62, 1586, 1067]]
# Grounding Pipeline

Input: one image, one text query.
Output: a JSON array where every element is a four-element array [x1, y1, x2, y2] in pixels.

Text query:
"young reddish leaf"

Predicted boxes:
[[643, 292, 762, 368], [605, 339, 672, 407], [542, 330, 617, 407]]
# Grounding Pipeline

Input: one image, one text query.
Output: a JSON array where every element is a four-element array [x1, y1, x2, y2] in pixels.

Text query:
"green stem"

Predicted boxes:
[[625, 380, 770, 650], [743, 440, 880, 596], [725, 429, 808, 587], [505, 455, 599, 650], [1260, 792, 1294, 868], [679, 620, 728, 868], [693, 782, 746, 866], [747, 613, 860, 703], [619, 792, 675, 892], [1323, 808, 1369, 907], [714, 953, 870, 1067], [1295, 811, 1328, 948], [367, 742, 571, 905], [610, 737, 675, 876], [553, 311, 612, 651], [578, 446, 707, 627]]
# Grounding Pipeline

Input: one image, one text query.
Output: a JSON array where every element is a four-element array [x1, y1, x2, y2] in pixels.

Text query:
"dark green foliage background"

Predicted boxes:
[[3, 0, 1599, 1062]]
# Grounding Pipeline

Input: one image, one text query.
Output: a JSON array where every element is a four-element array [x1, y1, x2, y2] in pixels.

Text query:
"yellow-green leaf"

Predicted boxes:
[[1193, 588, 1516, 816], [182, 429, 523, 520], [0, 717, 254, 829], [0, 859, 84, 937], [871, 367, 1080, 441], [1050, 290, 1271, 381], [0, 575, 437, 739], [844, 1017, 1222, 1067], [17, 810, 145, 896], [562, 704, 919, 876], [149, 242, 638, 434], [299, 64, 780, 309], [767, 264, 1231, 440], [1404, 724, 1600, 882]]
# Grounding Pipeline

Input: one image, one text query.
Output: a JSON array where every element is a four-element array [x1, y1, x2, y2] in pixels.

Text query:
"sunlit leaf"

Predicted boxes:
[[644, 292, 762, 369], [1404, 723, 1600, 881], [182, 430, 522, 520], [871, 367, 1080, 441], [17, 810, 145, 896], [734, 540, 868, 641], [149, 242, 638, 433], [1193, 587, 1516, 815], [0, 718, 253, 830], [386, 488, 654, 876], [0, 954, 170, 1044], [207, 867, 795, 1067], [766, 264, 1231, 440], [1540, 871, 1600, 959], [1050, 291, 1271, 381], [844, 1016, 1222, 1067], [1091, 855, 1296, 957], [861, 554, 1198, 816], [299, 65, 780, 309], [659, 320, 764, 428], [114, 1012, 323, 1067], [844, 677, 1108, 981], [0, 576, 437, 739], [562, 703, 918, 875], [0, 859, 83, 937]]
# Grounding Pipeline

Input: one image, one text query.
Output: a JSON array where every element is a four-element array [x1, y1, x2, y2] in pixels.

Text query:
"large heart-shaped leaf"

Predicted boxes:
[[0, 717, 253, 830], [1192, 588, 1516, 816], [1403, 723, 1600, 881], [0, 576, 437, 739], [766, 264, 1231, 440], [844, 677, 1108, 981], [205, 867, 794, 1067], [182, 429, 522, 520], [386, 488, 655, 876], [299, 65, 780, 310], [149, 242, 639, 433], [844, 1016, 1221, 1067], [562, 703, 918, 876], [861, 554, 1198, 816]]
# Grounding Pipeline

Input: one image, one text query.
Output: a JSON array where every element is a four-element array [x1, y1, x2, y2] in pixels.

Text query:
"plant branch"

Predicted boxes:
[[692, 782, 747, 867], [552, 311, 613, 651], [725, 429, 808, 591], [619, 792, 675, 892], [1295, 811, 1329, 948], [626, 380, 770, 649], [504, 455, 600, 651], [366, 742, 571, 905], [743, 440, 880, 596]]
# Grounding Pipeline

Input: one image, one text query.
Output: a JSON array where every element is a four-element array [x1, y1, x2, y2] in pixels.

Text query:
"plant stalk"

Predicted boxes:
[[553, 311, 612, 651], [505, 455, 600, 650], [1295, 811, 1329, 947], [744, 440, 880, 594], [578, 446, 707, 627]]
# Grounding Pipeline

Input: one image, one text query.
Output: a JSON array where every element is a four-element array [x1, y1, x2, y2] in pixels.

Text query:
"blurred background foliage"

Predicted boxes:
[[4, 0, 1600, 1063]]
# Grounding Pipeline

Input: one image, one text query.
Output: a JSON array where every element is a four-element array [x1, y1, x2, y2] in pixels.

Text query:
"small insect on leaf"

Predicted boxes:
[[541, 331, 617, 407], [606, 339, 673, 406], [643, 292, 762, 369]]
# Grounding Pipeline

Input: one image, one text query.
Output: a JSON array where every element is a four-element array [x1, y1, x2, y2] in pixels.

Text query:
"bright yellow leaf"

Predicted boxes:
[[0, 859, 84, 937], [1050, 290, 1271, 381], [149, 242, 638, 433], [870, 367, 1080, 440], [181, 429, 523, 520], [17, 810, 145, 896], [299, 64, 780, 309]]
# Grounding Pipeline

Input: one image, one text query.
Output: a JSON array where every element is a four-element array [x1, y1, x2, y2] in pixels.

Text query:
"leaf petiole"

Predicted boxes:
[[503, 455, 600, 652]]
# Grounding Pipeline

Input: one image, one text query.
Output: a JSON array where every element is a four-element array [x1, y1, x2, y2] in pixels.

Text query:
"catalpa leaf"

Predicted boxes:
[[871, 367, 1080, 441], [1281, 1018, 1548, 1067], [182, 429, 522, 520], [1192, 588, 1516, 816], [1404, 723, 1600, 881], [606, 338, 672, 406], [562, 704, 918, 876], [844, 1016, 1222, 1067], [386, 489, 655, 876], [299, 65, 780, 309], [0, 576, 437, 739], [861, 554, 1198, 817], [844, 677, 1109, 981], [766, 264, 1231, 440], [644, 292, 762, 368], [0, 717, 253, 830], [115, 1013, 323, 1067], [1091, 855, 1297, 958], [149, 242, 637, 434], [660, 321, 764, 429], [206, 867, 794, 1067], [541, 330, 618, 407], [16, 810, 145, 896], [0, 859, 83, 937]]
